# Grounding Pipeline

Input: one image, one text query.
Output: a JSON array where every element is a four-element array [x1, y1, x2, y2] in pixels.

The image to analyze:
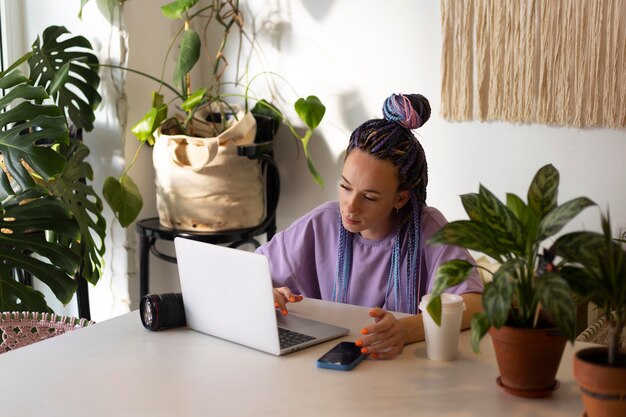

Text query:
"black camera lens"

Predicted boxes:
[[140, 293, 186, 331]]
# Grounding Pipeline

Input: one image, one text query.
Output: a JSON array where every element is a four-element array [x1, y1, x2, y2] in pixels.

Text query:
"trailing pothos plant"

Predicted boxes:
[[101, 0, 326, 226], [425, 164, 595, 352], [0, 26, 105, 312], [550, 210, 626, 365]]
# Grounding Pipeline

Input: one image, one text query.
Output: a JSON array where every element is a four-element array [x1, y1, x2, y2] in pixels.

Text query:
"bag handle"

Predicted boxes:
[[167, 136, 219, 172], [165, 111, 257, 171]]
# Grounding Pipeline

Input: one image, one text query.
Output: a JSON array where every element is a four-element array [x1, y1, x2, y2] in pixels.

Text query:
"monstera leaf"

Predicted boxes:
[[0, 192, 81, 312], [48, 139, 106, 285], [0, 69, 69, 196], [29, 26, 106, 288], [28, 25, 101, 131]]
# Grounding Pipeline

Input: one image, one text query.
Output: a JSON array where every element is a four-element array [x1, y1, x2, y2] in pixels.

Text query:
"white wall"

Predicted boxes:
[[9, 0, 626, 319], [239, 0, 626, 234], [138, 0, 626, 298]]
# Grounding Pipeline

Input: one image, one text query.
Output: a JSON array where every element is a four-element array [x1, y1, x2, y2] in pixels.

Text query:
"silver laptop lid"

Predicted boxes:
[[174, 238, 282, 355]]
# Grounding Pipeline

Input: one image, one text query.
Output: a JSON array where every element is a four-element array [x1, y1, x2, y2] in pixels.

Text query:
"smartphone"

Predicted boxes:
[[316, 341, 366, 371]]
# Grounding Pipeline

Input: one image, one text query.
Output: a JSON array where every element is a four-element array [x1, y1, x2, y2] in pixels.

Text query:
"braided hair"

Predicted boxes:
[[333, 93, 431, 314]]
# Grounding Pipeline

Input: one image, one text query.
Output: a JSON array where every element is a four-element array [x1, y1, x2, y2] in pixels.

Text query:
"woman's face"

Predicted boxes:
[[339, 148, 409, 240]]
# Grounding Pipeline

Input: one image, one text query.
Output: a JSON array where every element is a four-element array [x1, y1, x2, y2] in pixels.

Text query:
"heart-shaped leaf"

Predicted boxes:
[[161, 0, 199, 19], [295, 96, 325, 130], [103, 175, 143, 228]]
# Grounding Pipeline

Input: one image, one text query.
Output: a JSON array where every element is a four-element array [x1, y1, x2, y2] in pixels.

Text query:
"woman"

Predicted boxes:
[[256, 93, 483, 359]]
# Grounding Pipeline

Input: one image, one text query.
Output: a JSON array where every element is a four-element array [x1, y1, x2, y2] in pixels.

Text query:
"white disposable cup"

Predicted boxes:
[[418, 293, 466, 361]]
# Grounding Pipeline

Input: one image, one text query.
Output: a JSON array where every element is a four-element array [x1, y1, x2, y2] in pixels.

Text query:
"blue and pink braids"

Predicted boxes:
[[333, 93, 431, 314]]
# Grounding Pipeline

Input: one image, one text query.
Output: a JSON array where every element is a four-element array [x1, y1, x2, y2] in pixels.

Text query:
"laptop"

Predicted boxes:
[[174, 237, 349, 355]]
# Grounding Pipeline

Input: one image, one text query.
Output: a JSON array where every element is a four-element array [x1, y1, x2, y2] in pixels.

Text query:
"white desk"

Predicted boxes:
[[0, 298, 587, 417]]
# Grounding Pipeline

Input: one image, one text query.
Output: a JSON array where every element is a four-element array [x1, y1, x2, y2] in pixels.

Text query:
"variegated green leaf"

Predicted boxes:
[[428, 220, 505, 262], [537, 197, 595, 240], [528, 164, 559, 219], [506, 193, 537, 240], [460, 193, 481, 221], [551, 231, 605, 270], [536, 272, 576, 341], [431, 259, 475, 297], [426, 295, 442, 326], [482, 260, 519, 328], [427, 259, 475, 325], [557, 265, 600, 300], [470, 312, 491, 353], [552, 210, 626, 333], [478, 185, 524, 255]]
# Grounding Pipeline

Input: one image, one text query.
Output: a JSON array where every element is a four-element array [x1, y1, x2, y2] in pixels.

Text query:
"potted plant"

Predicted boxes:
[[102, 0, 326, 231], [425, 164, 595, 397], [0, 26, 106, 314], [550, 211, 626, 417]]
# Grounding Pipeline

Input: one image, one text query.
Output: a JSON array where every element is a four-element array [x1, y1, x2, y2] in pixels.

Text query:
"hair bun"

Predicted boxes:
[[382, 93, 431, 129]]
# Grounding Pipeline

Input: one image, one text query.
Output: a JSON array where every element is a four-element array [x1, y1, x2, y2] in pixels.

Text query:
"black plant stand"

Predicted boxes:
[[136, 136, 280, 298]]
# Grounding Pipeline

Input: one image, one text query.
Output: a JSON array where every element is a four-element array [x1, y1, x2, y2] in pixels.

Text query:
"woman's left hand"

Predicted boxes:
[[355, 307, 404, 360]]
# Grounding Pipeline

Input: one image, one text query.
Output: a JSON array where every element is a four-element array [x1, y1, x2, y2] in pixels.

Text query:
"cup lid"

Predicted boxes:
[[419, 293, 466, 311]]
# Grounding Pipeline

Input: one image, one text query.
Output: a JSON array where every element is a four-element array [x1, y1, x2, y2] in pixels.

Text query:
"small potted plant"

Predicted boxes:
[[425, 164, 595, 397], [102, 0, 326, 231], [550, 211, 626, 417]]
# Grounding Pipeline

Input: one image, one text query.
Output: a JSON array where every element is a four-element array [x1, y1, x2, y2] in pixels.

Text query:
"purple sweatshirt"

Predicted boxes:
[[256, 201, 483, 313]]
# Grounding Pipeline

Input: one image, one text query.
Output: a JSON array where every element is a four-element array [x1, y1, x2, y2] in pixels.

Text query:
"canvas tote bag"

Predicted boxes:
[[153, 106, 264, 231]]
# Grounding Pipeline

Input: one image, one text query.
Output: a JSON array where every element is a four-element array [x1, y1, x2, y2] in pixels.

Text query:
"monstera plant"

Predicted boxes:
[[0, 26, 105, 312]]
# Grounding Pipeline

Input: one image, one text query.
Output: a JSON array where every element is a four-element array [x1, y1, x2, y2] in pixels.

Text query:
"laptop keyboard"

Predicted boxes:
[[278, 327, 316, 349]]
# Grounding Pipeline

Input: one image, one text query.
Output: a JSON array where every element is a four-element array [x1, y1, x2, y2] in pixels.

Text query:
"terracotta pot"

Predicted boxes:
[[574, 347, 626, 417], [489, 325, 567, 397]]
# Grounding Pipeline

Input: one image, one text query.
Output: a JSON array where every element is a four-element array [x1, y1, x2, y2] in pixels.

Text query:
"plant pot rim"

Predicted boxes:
[[575, 346, 626, 369], [489, 324, 564, 336]]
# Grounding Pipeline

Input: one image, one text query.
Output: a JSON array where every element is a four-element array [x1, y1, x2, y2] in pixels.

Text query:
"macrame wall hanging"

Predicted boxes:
[[440, 0, 626, 129]]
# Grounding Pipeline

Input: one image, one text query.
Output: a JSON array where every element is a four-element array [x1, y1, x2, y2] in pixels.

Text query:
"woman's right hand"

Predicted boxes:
[[273, 287, 303, 316]]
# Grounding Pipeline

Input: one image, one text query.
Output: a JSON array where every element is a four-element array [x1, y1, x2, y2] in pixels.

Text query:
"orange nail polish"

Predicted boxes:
[[355, 339, 363, 347], [289, 296, 296, 303], [371, 353, 379, 359], [361, 347, 368, 354], [281, 309, 288, 316], [297, 295, 303, 301], [274, 302, 279, 308], [360, 328, 369, 335]]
